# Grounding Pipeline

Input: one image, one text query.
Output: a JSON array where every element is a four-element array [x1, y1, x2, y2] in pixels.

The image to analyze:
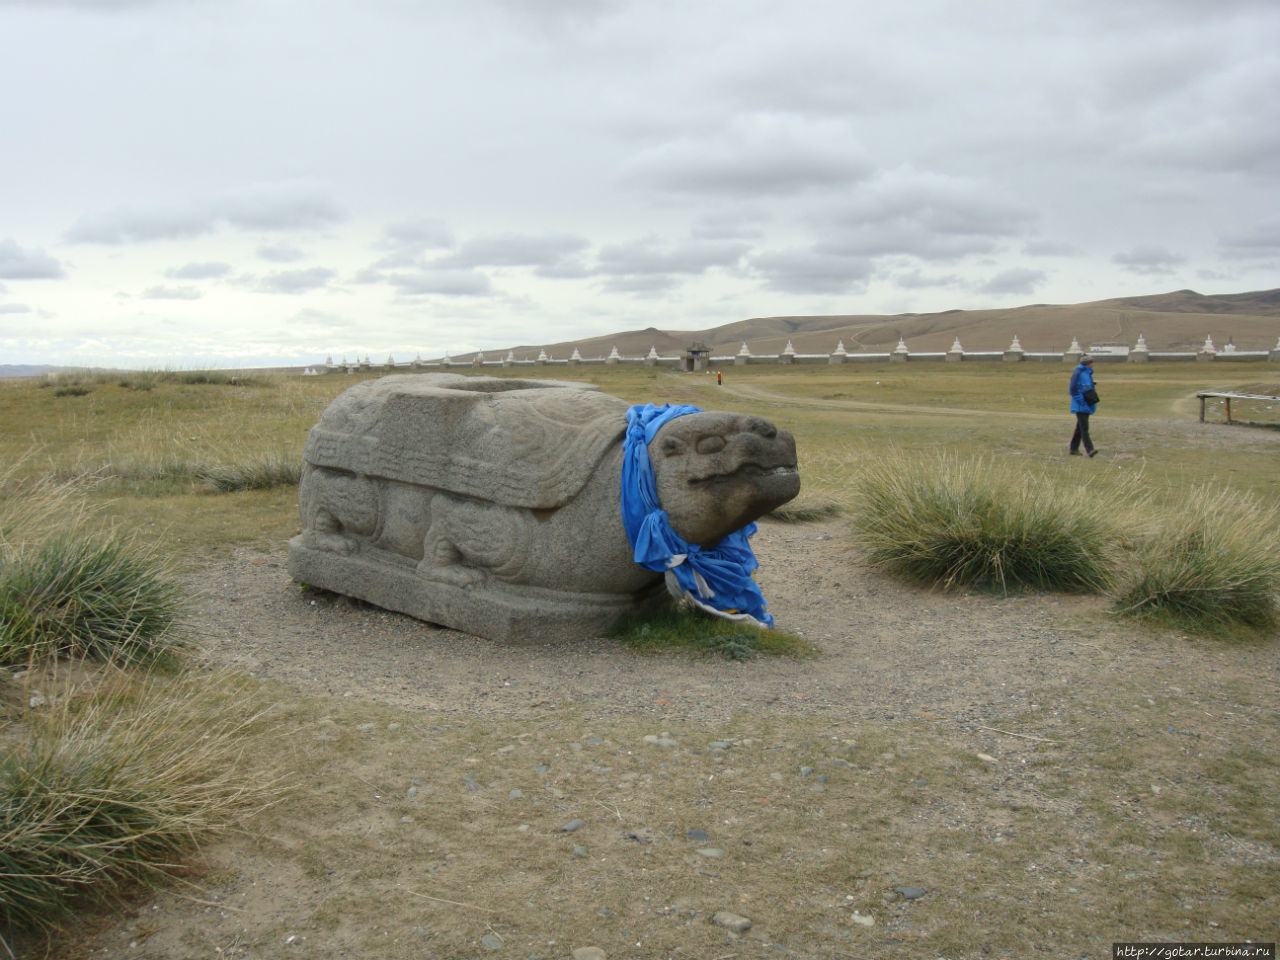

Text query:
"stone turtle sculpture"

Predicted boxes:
[[287, 373, 800, 642]]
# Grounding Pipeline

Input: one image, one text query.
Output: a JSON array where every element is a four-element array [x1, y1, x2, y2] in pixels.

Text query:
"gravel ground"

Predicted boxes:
[[186, 516, 1227, 729], [44, 503, 1277, 960]]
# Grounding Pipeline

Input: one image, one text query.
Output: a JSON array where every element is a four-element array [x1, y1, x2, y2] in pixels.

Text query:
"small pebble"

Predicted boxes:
[[480, 932, 503, 950], [572, 948, 606, 960], [560, 819, 586, 833], [713, 910, 752, 933]]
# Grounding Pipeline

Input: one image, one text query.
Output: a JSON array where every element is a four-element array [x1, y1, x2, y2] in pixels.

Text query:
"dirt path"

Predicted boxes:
[[720, 381, 1029, 420]]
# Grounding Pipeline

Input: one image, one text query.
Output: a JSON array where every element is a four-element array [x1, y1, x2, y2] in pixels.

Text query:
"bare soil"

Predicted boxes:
[[189, 518, 1134, 727], [36, 517, 1279, 960]]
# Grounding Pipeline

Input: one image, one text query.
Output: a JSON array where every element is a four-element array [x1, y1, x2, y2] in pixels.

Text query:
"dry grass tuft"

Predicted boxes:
[[850, 451, 1120, 595], [0, 463, 186, 668], [0, 668, 282, 937], [1116, 486, 1280, 636]]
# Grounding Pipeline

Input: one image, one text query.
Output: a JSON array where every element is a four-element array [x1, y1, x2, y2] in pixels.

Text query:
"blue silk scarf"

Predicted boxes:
[[619, 402, 773, 627]]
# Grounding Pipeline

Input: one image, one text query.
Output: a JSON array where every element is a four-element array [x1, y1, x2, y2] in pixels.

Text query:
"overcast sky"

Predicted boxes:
[[1, 0, 1277, 368]]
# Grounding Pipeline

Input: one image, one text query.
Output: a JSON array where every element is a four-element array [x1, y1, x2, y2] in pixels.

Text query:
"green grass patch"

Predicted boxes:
[[160, 370, 272, 387], [196, 453, 301, 492], [851, 452, 1120, 594], [0, 535, 186, 667], [51, 384, 93, 398], [1114, 487, 1280, 637], [0, 468, 186, 668], [612, 606, 817, 659]]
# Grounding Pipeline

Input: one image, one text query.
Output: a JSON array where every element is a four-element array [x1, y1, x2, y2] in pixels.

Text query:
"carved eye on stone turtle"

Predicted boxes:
[[695, 435, 726, 455], [660, 436, 686, 457]]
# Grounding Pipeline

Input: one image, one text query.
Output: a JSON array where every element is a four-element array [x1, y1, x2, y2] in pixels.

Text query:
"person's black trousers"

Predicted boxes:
[[1070, 412, 1093, 454]]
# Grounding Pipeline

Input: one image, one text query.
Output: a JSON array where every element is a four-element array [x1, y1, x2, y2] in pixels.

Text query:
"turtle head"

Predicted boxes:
[[651, 411, 800, 547]]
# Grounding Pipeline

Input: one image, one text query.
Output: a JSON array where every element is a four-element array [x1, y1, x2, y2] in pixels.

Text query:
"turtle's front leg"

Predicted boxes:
[[415, 493, 487, 586]]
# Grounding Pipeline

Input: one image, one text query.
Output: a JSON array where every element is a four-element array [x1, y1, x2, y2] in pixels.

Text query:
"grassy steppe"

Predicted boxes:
[[4, 363, 1277, 554], [1, 362, 1278, 958]]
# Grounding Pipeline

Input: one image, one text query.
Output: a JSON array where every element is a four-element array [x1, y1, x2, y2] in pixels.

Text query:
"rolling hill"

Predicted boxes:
[[474, 288, 1280, 362]]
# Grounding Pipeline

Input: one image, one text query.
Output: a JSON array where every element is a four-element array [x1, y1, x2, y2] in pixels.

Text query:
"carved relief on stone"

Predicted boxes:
[[289, 373, 800, 642]]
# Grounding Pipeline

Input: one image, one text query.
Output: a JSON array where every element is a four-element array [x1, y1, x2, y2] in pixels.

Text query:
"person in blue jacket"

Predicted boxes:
[[1068, 354, 1099, 457]]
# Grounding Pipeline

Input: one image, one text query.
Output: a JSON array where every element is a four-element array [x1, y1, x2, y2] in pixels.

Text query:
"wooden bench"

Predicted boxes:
[[1197, 391, 1280, 423]]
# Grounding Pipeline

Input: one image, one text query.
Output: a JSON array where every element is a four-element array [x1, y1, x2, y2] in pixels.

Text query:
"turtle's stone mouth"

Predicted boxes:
[[689, 463, 799, 486]]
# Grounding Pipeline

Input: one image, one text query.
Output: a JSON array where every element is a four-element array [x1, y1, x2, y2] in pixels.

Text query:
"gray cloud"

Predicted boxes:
[[218, 182, 345, 231], [535, 259, 592, 279], [831, 173, 1033, 238], [1112, 246, 1186, 275], [386, 269, 492, 297], [490, 0, 622, 30], [0, 0, 175, 7], [690, 211, 769, 242], [256, 268, 336, 294], [0, 239, 66, 278], [378, 220, 455, 253], [166, 261, 231, 279], [598, 274, 683, 297], [812, 171, 1036, 264], [594, 237, 748, 276], [256, 244, 307, 263], [712, 42, 921, 118], [440, 233, 590, 270], [815, 225, 1003, 263], [623, 114, 875, 196], [748, 247, 874, 295], [66, 207, 216, 244], [894, 269, 963, 290], [978, 268, 1046, 296], [589, 237, 749, 297], [2, 0, 1277, 368], [141, 284, 202, 300], [65, 182, 345, 245], [366, 221, 458, 271], [1218, 221, 1280, 259], [1024, 240, 1081, 257], [0, 302, 32, 314], [1131, 123, 1280, 178]]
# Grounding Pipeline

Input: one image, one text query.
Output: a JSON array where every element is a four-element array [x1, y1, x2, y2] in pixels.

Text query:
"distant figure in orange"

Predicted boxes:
[[717, 371, 723, 386]]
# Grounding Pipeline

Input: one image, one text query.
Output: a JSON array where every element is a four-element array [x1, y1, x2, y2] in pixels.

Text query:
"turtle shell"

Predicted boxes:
[[302, 374, 629, 509]]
